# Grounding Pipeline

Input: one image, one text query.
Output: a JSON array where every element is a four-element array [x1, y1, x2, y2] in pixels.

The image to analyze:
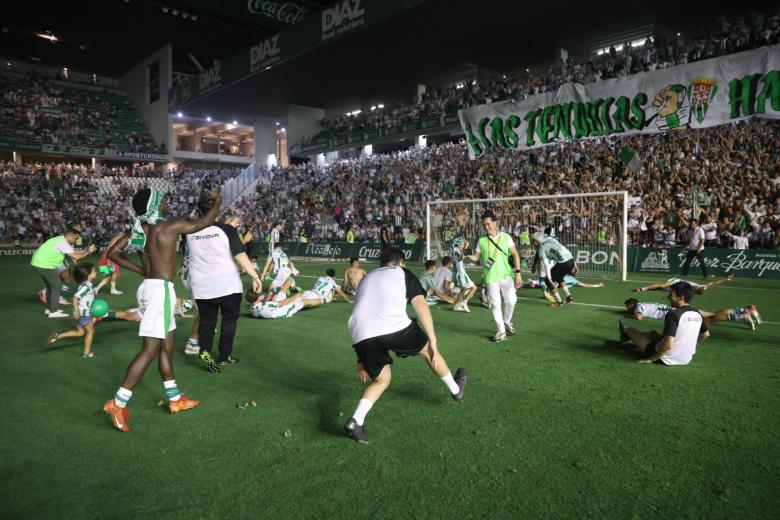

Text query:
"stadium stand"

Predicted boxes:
[[297, 9, 780, 147], [0, 70, 164, 154]]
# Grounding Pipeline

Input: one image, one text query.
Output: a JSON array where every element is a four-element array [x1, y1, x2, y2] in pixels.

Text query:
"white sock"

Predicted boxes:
[[553, 291, 562, 303], [187, 338, 199, 346], [440, 371, 460, 394], [351, 398, 373, 426], [164, 379, 182, 401], [561, 286, 571, 298], [114, 387, 132, 408]]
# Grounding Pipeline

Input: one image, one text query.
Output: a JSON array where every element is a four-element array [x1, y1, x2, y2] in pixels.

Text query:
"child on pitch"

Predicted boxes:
[[47, 262, 99, 358], [451, 237, 477, 312]]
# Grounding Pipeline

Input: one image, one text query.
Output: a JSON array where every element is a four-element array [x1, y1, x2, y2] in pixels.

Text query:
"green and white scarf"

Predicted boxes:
[[126, 189, 164, 253]]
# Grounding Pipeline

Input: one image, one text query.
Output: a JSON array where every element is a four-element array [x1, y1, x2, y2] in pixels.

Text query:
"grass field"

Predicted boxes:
[[1, 255, 779, 519]]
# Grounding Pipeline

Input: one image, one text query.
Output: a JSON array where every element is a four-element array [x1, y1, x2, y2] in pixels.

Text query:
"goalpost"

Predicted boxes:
[[426, 191, 629, 281]]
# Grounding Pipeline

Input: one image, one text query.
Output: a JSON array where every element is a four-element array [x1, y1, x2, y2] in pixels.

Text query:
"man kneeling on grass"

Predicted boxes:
[[344, 248, 467, 444], [618, 281, 710, 366]]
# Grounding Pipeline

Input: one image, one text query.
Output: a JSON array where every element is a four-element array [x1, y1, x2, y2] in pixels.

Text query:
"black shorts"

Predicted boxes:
[[551, 259, 576, 283], [640, 338, 668, 365], [352, 319, 429, 379]]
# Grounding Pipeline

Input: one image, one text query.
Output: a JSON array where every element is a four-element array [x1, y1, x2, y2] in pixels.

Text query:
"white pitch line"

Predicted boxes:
[[516, 296, 779, 325]]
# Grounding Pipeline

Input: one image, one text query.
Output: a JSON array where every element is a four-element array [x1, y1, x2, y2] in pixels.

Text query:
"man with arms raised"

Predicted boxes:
[[344, 248, 467, 444], [618, 282, 710, 365], [103, 188, 221, 432], [465, 211, 522, 342]]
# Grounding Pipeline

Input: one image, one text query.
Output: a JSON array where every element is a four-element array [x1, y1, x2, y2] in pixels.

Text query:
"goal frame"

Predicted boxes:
[[425, 191, 629, 281]]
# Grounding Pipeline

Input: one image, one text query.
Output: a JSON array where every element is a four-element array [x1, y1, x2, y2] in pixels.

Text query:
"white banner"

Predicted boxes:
[[458, 45, 780, 159]]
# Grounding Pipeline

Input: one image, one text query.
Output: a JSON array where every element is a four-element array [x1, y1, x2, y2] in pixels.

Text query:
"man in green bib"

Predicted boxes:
[[31, 228, 96, 318], [467, 211, 522, 342]]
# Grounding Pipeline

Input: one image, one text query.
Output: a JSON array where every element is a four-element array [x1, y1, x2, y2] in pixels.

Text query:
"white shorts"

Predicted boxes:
[[302, 290, 322, 302], [56, 262, 68, 273], [258, 299, 304, 319], [136, 279, 177, 339], [271, 267, 293, 289]]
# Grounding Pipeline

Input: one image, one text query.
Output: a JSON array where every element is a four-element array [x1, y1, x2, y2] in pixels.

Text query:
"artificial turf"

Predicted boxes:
[[0, 255, 778, 519]]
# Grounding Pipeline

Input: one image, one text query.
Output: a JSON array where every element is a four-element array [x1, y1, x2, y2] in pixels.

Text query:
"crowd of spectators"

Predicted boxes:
[[0, 70, 164, 154], [0, 161, 238, 246], [300, 9, 780, 146], [1, 117, 778, 251], [231, 117, 780, 251]]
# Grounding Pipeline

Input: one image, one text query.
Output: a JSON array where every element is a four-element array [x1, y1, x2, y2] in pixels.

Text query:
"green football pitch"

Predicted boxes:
[[1, 255, 778, 519]]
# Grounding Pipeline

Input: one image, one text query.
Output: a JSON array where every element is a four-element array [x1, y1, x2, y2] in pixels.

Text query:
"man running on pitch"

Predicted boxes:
[[344, 248, 467, 444], [102, 188, 221, 432]]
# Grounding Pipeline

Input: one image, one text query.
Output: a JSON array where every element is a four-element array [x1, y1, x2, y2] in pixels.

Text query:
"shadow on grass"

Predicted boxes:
[[567, 339, 639, 361], [256, 350, 346, 437]]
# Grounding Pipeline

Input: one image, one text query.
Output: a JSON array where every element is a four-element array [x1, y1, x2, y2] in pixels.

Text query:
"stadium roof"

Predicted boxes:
[[3, 0, 776, 120], [0, 0, 333, 77]]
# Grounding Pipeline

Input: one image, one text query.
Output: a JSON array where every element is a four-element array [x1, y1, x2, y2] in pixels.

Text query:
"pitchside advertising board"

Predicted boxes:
[[458, 45, 780, 159], [5, 242, 778, 279], [633, 248, 780, 279]]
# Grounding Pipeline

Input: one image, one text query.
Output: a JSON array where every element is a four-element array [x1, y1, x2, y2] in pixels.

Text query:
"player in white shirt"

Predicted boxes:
[[247, 289, 306, 319], [260, 242, 300, 298], [624, 298, 761, 330], [433, 256, 456, 302], [527, 274, 603, 303], [618, 281, 710, 365], [633, 274, 734, 294], [532, 231, 577, 306], [343, 248, 467, 444], [451, 237, 477, 312], [268, 222, 282, 256], [300, 269, 352, 306]]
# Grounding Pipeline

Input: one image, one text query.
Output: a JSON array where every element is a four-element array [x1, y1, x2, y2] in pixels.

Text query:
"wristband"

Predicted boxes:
[[514, 269, 521, 273]]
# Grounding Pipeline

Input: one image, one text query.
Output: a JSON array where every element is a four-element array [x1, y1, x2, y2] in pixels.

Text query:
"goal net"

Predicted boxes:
[[426, 191, 628, 281]]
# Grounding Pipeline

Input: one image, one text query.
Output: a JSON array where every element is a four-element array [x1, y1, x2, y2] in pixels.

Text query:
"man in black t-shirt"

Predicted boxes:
[[618, 282, 710, 365], [343, 248, 467, 444]]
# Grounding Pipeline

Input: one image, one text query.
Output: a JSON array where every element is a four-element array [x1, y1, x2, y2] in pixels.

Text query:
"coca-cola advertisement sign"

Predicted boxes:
[[247, 0, 308, 24]]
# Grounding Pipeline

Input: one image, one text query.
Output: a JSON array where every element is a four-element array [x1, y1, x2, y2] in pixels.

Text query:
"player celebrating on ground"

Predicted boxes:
[[343, 248, 467, 444], [417, 260, 456, 305], [343, 258, 367, 296], [301, 269, 352, 306], [260, 242, 300, 298], [451, 237, 477, 313], [531, 231, 577, 306], [618, 282, 710, 365], [102, 188, 221, 433], [633, 274, 734, 294], [527, 275, 603, 303], [624, 298, 761, 330]]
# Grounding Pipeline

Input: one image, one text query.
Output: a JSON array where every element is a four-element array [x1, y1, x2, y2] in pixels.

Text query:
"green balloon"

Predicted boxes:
[[92, 299, 109, 318]]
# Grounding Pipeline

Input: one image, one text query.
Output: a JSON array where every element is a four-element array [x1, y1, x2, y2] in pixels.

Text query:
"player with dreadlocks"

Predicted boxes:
[[101, 188, 221, 432]]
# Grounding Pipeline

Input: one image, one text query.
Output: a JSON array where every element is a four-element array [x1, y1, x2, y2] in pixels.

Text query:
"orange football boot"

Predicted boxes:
[[169, 395, 200, 414], [103, 399, 130, 432]]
